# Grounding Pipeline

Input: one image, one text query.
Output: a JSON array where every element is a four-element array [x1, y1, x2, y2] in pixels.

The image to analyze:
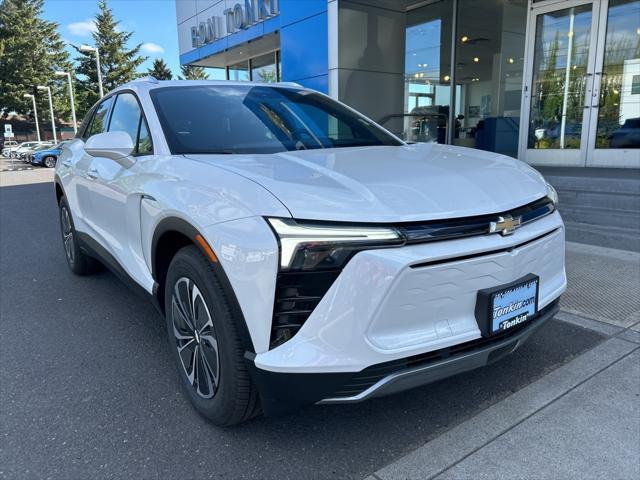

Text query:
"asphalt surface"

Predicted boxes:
[[0, 183, 605, 480]]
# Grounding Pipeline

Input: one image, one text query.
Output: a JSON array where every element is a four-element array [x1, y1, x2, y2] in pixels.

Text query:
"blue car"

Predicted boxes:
[[30, 141, 69, 168]]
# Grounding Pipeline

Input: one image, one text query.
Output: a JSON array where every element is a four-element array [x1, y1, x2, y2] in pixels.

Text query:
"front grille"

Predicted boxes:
[[396, 197, 554, 244], [268, 197, 554, 350], [330, 299, 559, 398], [270, 270, 341, 349]]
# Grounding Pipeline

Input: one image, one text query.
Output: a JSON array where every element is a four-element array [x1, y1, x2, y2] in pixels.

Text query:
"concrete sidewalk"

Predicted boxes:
[[369, 242, 640, 480]]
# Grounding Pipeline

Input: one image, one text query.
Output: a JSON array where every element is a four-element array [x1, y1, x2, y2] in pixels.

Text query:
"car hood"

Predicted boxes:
[[186, 143, 548, 223]]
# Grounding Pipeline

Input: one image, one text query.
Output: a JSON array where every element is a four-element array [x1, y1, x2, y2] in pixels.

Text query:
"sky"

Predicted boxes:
[[42, 0, 181, 77]]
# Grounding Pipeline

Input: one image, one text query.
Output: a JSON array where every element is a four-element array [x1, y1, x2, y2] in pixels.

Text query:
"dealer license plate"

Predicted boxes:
[[489, 277, 539, 334]]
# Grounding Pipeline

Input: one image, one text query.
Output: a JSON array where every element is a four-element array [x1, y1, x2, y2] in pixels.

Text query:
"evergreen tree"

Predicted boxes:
[[178, 65, 209, 80], [147, 58, 172, 80], [0, 0, 73, 123], [74, 0, 146, 117]]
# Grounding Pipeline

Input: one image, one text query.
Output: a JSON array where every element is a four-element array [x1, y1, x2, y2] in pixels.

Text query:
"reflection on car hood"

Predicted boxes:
[[187, 143, 548, 223]]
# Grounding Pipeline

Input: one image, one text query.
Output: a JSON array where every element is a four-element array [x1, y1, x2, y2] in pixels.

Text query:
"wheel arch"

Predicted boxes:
[[54, 177, 65, 204], [151, 217, 256, 354]]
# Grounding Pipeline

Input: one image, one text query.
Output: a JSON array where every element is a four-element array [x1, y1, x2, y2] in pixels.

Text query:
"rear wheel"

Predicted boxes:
[[43, 156, 56, 168], [164, 245, 260, 426], [58, 197, 101, 275]]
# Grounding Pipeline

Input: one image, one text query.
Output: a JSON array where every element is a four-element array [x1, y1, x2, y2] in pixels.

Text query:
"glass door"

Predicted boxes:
[[520, 0, 640, 167], [520, 0, 599, 166], [587, 0, 640, 167]]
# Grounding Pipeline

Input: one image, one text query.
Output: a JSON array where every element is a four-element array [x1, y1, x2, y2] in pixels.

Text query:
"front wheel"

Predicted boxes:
[[164, 245, 260, 426], [43, 156, 56, 168], [58, 197, 101, 275]]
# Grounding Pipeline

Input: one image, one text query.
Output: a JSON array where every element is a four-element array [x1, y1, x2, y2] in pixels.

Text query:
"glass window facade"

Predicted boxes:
[[251, 52, 279, 83], [402, 0, 527, 157], [455, 0, 528, 158], [595, 0, 640, 149], [227, 61, 250, 81], [181, 0, 638, 167], [528, 4, 593, 151], [226, 51, 280, 83], [404, 1, 454, 144]]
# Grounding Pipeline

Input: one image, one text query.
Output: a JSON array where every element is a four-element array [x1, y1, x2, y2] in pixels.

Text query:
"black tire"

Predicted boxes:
[[58, 197, 102, 275], [164, 245, 260, 426], [43, 156, 56, 168]]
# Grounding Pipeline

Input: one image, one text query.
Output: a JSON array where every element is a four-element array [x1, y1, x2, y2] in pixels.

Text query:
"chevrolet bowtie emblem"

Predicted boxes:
[[490, 214, 522, 236]]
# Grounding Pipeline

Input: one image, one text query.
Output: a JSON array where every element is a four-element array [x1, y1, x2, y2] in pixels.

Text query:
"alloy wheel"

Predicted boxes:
[[60, 206, 75, 265], [171, 277, 220, 399], [44, 157, 56, 168]]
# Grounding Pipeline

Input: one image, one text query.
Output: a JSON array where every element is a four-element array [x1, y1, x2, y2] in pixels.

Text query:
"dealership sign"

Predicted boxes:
[[191, 0, 279, 48]]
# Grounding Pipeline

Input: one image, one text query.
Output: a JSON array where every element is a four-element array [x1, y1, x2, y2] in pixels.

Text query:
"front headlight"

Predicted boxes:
[[267, 218, 403, 271], [545, 182, 559, 207]]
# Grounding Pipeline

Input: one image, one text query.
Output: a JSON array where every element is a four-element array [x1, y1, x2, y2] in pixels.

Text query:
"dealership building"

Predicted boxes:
[[176, 0, 639, 250]]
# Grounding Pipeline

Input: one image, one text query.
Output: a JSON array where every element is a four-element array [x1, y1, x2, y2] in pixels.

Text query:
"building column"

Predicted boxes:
[[328, 0, 406, 124]]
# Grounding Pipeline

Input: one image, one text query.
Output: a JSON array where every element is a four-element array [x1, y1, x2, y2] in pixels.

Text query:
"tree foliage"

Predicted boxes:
[[178, 65, 209, 80], [74, 0, 146, 118], [148, 58, 172, 80], [0, 0, 73, 123]]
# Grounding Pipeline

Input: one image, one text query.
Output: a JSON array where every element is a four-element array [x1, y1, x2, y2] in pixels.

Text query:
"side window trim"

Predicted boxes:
[[135, 115, 143, 155], [79, 105, 98, 140], [103, 94, 117, 132]]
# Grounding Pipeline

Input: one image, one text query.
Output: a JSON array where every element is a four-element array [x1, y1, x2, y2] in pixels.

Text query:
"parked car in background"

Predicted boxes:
[[1, 140, 19, 157], [609, 117, 640, 148], [31, 141, 69, 168], [19, 142, 54, 162], [55, 79, 565, 426], [9, 141, 48, 159]]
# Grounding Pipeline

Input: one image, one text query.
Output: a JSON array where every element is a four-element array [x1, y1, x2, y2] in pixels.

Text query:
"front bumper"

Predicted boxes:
[[254, 212, 566, 374], [247, 211, 566, 415], [249, 299, 559, 416]]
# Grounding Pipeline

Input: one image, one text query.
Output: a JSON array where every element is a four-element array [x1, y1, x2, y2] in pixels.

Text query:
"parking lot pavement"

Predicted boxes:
[[0, 183, 613, 480], [0, 157, 53, 187]]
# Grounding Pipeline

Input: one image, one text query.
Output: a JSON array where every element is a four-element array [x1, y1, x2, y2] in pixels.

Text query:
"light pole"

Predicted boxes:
[[79, 44, 103, 97], [55, 71, 77, 134], [23, 93, 41, 142], [37, 86, 57, 143]]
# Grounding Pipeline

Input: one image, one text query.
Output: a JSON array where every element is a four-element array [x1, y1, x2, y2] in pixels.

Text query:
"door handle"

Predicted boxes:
[[86, 168, 98, 180], [62, 160, 72, 167]]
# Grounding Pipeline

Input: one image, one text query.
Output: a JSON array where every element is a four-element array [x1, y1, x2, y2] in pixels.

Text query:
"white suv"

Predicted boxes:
[[55, 79, 566, 425]]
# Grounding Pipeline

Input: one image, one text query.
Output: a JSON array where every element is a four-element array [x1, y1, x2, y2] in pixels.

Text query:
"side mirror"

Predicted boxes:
[[85, 131, 134, 161]]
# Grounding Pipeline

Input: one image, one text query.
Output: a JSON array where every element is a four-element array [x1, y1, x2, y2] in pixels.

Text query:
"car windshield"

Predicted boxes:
[[150, 85, 402, 154]]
